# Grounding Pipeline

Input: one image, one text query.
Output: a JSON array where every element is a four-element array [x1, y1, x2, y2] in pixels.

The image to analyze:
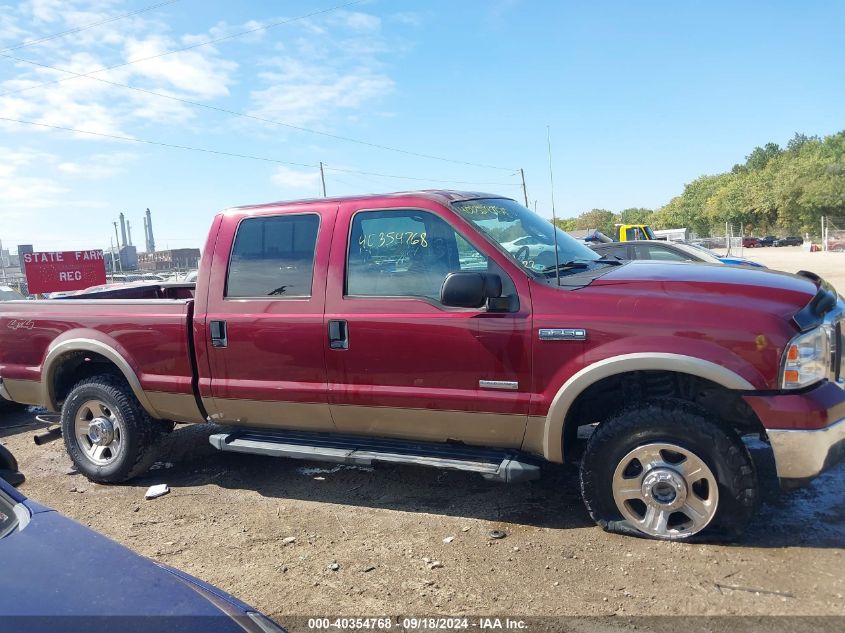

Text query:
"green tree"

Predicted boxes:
[[616, 207, 655, 225], [574, 209, 616, 236]]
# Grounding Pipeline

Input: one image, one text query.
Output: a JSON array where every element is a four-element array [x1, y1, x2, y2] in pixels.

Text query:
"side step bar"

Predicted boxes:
[[209, 429, 541, 483]]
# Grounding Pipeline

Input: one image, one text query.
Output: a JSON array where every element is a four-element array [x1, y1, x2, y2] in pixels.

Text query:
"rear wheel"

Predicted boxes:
[[61, 374, 164, 483], [580, 400, 758, 541]]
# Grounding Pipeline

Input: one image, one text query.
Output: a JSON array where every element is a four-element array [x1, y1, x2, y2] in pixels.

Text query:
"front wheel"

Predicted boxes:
[[580, 401, 758, 541], [61, 374, 164, 483]]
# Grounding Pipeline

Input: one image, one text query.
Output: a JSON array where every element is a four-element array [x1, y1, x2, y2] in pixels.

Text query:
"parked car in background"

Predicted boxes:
[[758, 235, 777, 247], [0, 286, 24, 301], [590, 240, 766, 268], [0, 456, 286, 633], [501, 233, 556, 263], [742, 237, 760, 248], [827, 238, 845, 252], [774, 236, 804, 247]]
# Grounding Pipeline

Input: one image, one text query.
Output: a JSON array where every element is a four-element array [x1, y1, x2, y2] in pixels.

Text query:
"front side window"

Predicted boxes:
[[226, 214, 319, 298], [347, 209, 514, 302]]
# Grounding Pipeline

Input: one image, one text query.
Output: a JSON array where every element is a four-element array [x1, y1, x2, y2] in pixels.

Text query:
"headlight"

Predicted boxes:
[[781, 326, 830, 389]]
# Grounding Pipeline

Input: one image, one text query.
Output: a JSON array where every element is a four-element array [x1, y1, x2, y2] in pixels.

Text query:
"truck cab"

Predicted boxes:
[[615, 223, 657, 242]]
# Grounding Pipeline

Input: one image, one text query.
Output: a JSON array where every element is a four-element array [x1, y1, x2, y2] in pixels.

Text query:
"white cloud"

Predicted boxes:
[[249, 59, 394, 126], [119, 36, 237, 100], [333, 10, 381, 32], [392, 12, 424, 27], [0, 146, 66, 214], [57, 150, 137, 178], [247, 10, 395, 129], [0, 1, 238, 137], [271, 165, 321, 191]]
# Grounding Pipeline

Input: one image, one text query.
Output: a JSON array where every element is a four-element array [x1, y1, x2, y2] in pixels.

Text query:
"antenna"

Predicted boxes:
[[547, 126, 561, 286]]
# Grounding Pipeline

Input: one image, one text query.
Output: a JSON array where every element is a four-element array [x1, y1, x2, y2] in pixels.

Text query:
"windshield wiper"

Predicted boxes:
[[540, 257, 622, 275]]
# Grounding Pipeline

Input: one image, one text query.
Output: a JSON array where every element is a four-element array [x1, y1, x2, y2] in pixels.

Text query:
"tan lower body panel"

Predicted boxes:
[[146, 391, 205, 424], [207, 398, 531, 450], [522, 416, 548, 458], [1, 378, 41, 406], [208, 397, 336, 432], [331, 405, 527, 449]]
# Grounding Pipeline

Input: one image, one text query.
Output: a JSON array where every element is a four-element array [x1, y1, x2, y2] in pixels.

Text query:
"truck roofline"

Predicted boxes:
[[225, 190, 512, 214]]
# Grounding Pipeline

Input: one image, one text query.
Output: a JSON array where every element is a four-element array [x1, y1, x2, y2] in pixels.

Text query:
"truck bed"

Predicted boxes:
[[0, 298, 202, 423]]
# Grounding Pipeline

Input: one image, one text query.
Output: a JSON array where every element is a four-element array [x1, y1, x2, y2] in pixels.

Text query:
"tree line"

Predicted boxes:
[[555, 130, 845, 237]]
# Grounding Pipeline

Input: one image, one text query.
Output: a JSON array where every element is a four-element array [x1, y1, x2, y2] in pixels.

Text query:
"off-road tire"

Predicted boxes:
[[580, 400, 758, 542], [61, 374, 163, 483]]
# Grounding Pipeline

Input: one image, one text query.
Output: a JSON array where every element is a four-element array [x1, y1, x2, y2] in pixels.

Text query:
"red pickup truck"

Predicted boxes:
[[1, 191, 844, 542]]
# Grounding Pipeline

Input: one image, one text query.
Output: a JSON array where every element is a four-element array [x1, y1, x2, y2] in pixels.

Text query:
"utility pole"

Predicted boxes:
[[109, 237, 118, 273], [112, 222, 123, 272], [821, 216, 826, 251], [319, 162, 327, 198], [520, 168, 528, 207]]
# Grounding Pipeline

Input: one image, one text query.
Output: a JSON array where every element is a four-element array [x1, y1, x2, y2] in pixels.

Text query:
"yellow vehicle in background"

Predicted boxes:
[[615, 224, 657, 241]]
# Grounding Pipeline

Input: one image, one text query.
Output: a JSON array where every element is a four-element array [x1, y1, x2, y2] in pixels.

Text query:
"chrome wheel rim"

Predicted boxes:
[[612, 442, 719, 539], [74, 399, 123, 466]]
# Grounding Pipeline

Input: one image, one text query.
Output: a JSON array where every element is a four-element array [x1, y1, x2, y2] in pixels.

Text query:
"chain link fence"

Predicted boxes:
[[824, 217, 845, 252]]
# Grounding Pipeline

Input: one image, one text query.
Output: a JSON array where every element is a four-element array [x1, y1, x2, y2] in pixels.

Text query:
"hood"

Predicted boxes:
[[589, 260, 817, 317], [0, 507, 248, 631]]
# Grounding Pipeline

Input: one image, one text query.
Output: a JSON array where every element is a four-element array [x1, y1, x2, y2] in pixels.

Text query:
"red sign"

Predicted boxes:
[[23, 250, 107, 294]]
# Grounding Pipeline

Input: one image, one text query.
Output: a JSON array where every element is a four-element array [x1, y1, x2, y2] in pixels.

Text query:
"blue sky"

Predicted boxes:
[[0, 0, 843, 251]]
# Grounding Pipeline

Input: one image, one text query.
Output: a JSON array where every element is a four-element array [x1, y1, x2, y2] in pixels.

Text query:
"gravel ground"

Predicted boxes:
[[1, 246, 844, 629]]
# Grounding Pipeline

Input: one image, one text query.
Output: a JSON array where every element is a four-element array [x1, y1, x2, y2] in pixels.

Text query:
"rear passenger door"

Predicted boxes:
[[201, 208, 336, 431]]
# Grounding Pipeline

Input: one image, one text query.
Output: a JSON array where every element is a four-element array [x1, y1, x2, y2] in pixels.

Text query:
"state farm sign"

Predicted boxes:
[[23, 250, 107, 294]]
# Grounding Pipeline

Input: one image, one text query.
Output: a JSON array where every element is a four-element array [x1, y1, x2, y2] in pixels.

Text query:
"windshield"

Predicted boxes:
[[452, 198, 599, 274]]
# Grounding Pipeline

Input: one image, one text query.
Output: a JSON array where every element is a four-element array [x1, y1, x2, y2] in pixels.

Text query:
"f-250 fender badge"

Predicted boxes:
[[7, 319, 35, 330], [539, 328, 587, 341]]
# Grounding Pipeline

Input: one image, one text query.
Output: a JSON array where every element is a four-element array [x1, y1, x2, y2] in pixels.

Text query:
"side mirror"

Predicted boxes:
[[440, 272, 502, 309]]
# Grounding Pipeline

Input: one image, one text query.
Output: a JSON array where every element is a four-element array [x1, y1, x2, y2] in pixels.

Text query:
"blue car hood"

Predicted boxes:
[[0, 503, 249, 632]]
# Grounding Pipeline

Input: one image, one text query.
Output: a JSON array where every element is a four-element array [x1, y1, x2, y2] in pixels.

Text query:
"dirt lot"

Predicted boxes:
[[2, 246, 844, 627], [717, 245, 845, 294]]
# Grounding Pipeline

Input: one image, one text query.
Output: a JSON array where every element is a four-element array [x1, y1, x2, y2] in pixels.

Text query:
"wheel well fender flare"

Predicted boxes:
[[42, 338, 161, 418], [542, 353, 755, 463]]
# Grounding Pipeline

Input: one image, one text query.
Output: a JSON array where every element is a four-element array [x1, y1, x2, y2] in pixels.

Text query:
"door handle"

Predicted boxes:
[[328, 319, 348, 350], [210, 320, 228, 348]]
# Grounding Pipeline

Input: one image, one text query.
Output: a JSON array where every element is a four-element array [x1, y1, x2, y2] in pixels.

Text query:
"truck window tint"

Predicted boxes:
[[346, 209, 514, 301], [226, 214, 319, 298]]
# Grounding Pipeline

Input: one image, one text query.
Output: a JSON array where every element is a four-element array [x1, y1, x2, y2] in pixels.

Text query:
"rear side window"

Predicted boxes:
[[226, 214, 319, 298]]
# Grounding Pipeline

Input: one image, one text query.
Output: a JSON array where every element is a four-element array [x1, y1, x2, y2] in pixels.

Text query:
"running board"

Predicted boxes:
[[208, 429, 541, 483]]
